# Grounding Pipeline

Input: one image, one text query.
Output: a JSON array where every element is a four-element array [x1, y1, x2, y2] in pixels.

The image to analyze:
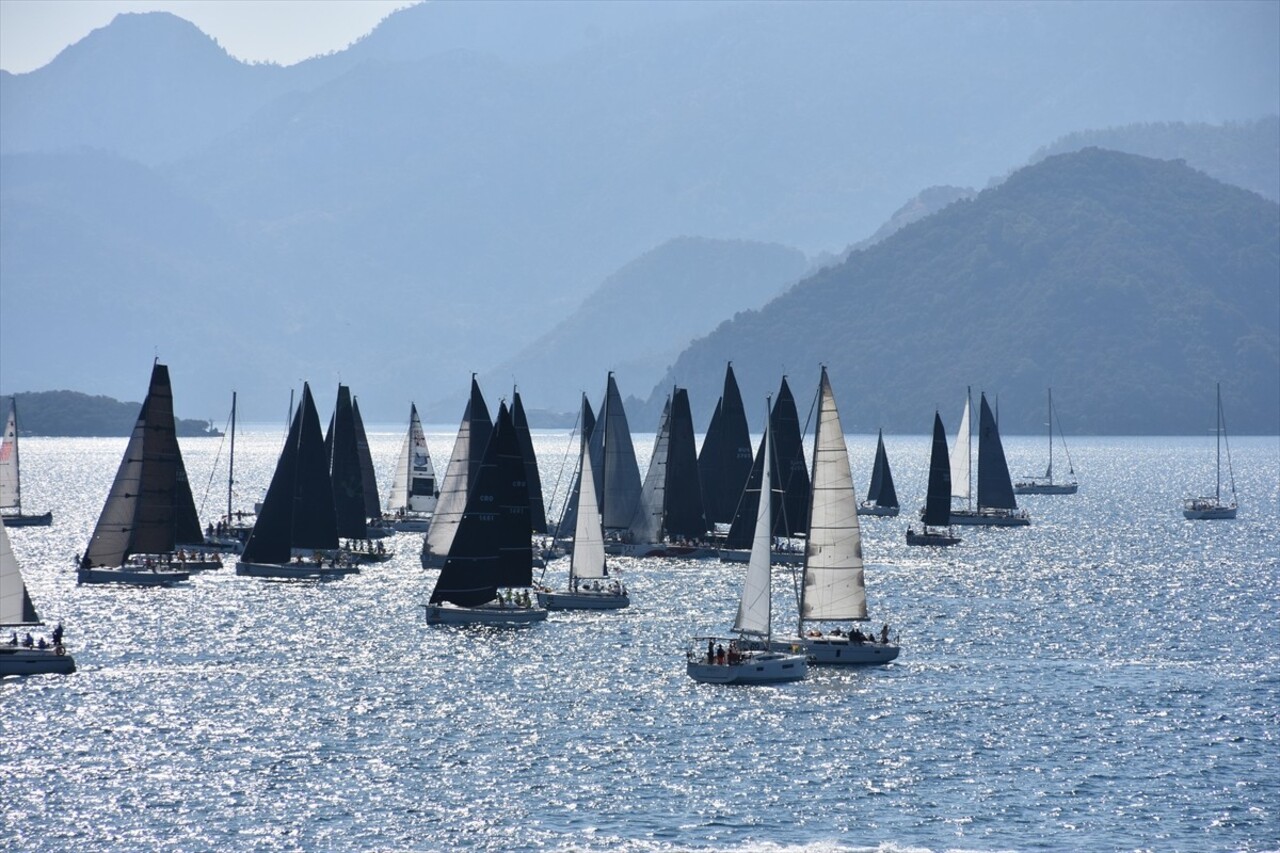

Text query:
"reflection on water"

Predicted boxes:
[[2, 432, 1278, 852]]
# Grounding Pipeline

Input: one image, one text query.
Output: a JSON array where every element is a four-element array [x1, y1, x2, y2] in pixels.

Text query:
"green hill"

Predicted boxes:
[[5, 391, 220, 437], [645, 149, 1280, 435]]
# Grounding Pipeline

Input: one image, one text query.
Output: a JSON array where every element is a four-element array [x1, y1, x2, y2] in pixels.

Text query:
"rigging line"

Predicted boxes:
[[195, 404, 234, 518]]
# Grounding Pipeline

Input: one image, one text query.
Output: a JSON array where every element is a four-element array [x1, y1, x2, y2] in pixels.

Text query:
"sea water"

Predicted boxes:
[[1, 429, 1277, 852]]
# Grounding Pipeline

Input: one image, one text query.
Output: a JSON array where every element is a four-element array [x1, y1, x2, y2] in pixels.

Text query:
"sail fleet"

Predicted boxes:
[[1, 357, 1247, 684]]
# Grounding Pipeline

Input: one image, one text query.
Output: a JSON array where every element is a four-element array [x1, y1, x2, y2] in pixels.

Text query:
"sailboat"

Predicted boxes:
[[697, 363, 754, 531], [769, 368, 899, 665], [512, 390, 548, 535], [1, 519, 75, 676], [1014, 388, 1078, 494], [536, 414, 629, 610], [384, 403, 437, 532], [621, 387, 714, 559], [550, 394, 596, 541], [857, 429, 901, 516], [0, 397, 52, 526], [590, 373, 643, 542], [236, 383, 355, 579], [906, 412, 961, 546], [79, 362, 219, 585], [1183, 383, 1238, 520], [688, 410, 808, 684], [944, 389, 1030, 526], [351, 396, 393, 539], [326, 386, 393, 560], [421, 377, 493, 568], [422, 401, 547, 625], [200, 392, 255, 553]]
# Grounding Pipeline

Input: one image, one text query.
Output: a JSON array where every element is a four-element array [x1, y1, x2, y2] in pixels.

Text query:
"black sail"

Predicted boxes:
[[512, 390, 548, 534], [698, 363, 754, 527], [977, 393, 1018, 510], [923, 413, 953, 527], [352, 398, 381, 520], [558, 395, 596, 536], [466, 377, 494, 488], [867, 429, 900, 509], [328, 385, 368, 539], [770, 377, 810, 537], [696, 400, 724, 522], [588, 373, 642, 531], [242, 395, 305, 564], [663, 388, 707, 539], [429, 401, 531, 606]]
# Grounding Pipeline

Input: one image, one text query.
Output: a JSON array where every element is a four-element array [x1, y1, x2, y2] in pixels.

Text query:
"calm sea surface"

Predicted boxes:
[[2, 427, 1277, 853]]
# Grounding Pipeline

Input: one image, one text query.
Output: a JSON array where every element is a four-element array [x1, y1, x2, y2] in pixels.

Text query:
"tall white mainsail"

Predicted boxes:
[[388, 404, 436, 514], [569, 434, 607, 582], [950, 391, 971, 505], [799, 368, 866, 623], [733, 420, 773, 638], [0, 520, 40, 625], [0, 402, 20, 513], [424, 404, 473, 559]]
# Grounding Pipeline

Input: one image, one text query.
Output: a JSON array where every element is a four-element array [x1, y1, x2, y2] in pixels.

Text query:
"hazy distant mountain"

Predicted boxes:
[[643, 149, 1280, 435], [1027, 117, 1280, 202], [1, 2, 1276, 422], [834, 186, 978, 262], [480, 237, 809, 415]]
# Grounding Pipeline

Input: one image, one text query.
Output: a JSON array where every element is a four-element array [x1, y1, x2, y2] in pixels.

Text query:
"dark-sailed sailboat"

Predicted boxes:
[[623, 387, 713, 558], [326, 386, 392, 561], [511, 389, 548, 535], [79, 362, 217, 585], [857, 429, 900, 517], [421, 377, 493, 568], [552, 394, 596, 539], [946, 391, 1030, 526], [697, 363, 754, 530], [237, 383, 354, 579], [588, 373, 643, 539], [351, 396, 393, 538], [907, 413, 961, 546], [0, 397, 52, 526], [422, 401, 547, 625], [721, 377, 811, 561]]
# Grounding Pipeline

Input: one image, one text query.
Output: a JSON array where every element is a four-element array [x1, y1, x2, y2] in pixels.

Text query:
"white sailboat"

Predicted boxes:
[[769, 368, 899, 665], [0, 397, 53, 526], [0, 519, 75, 676], [1014, 388, 1078, 494], [687, 411, 807, 684], [384, 403, 437, 532], [1183, 383, 1238, 520], [536, 419, 629, 610]]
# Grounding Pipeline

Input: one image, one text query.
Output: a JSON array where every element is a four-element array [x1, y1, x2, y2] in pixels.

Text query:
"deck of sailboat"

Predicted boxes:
[[0, 645, 76, 676], [686, 638, 808, 684]]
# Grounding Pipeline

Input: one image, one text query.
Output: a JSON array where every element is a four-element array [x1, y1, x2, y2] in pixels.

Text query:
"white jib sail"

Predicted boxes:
[[950, 394, 971, 502], [0, 520, 35, 625], [389, 406, 436, 514], [570, 435, 607, 581], [424, 404, 473, 557], [801, 370, 866, 622], [733, 422, 773, 638]]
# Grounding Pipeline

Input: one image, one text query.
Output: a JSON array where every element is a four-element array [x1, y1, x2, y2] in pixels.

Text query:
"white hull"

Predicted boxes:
[[387, 514, 431, 533], [1014, 482, 1078, 495], [235, 560, 359, 579], [78, 566, 189, 585], [536, 589, 629, 610], [0, 646, 76, 676], [948, 508, 1030, 527], [770, 635, 900, 665], [686, 651, 808, 684], [421, 602, 548, 626], [718, 548, 804, 565], [1183, 503, 1238, 520], [906, 527, 960, 547], [856, 503, 900, 517]]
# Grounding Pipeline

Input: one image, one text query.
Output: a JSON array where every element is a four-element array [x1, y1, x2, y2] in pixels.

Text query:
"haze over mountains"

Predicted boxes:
[[1, 1, 1277, 432]]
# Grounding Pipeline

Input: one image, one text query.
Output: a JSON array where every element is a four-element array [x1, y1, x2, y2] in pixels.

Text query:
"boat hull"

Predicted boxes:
[[235, 561, 359, 579], [718, 548, 804, 565], [78, 566, 189, 585], [948, 509, 1030, 526], [686, 651, 808, 684], [387, 515, 431, 533], [610, 543, 718, 559], [0, 511, 53, 527], [770, 635, 900, 665], [536, 589, 629, 610], [1183, 504, 1238, 520], [906, 529, 960, 547], [856, 503, 900, 517], [1014, 483, 1078, 495], [0, 646, 76, 676], [421, 602, 548, 626]]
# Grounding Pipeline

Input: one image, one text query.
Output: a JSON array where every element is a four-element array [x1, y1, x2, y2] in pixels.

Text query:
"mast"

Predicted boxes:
[[227, 392, 237, 523], [966, 386, 973, 509], [1047, 388, 1054, 483], [1216, 382, 1222, 502]]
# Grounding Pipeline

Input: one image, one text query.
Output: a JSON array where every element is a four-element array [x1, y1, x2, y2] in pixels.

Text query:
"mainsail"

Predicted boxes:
[[976, 393, 1018, 510], [387, 404, 437, 514], [865, 429, 899, 508], [663, 388, 707, 540], [429, 401, 531, 607], [629, 397, 670, 546], [0, 400, 22, 515], [950, 391, 971, 505], [698, 364, 753, 526], [569, 429, 607, 582], [923, 412, 953, 528], [725, 377, 811, 548], [84, 363, 204, 566], [732, 417, 774, 639], [424, 378, 493, 561], [0, 520, 40, 626], [326, 385, 368, 540], [512, 390, 548, 534], [352, 398, 381, 520], [799, 367, 866, 623], [588, 373, 642, 532]]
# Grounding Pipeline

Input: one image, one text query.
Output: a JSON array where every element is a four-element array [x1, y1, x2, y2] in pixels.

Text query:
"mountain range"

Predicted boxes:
[[1, 1, 1277, 430]]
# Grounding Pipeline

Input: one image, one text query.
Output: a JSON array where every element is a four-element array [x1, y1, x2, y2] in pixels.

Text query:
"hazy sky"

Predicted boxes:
[[0, 0, 416, 73]]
